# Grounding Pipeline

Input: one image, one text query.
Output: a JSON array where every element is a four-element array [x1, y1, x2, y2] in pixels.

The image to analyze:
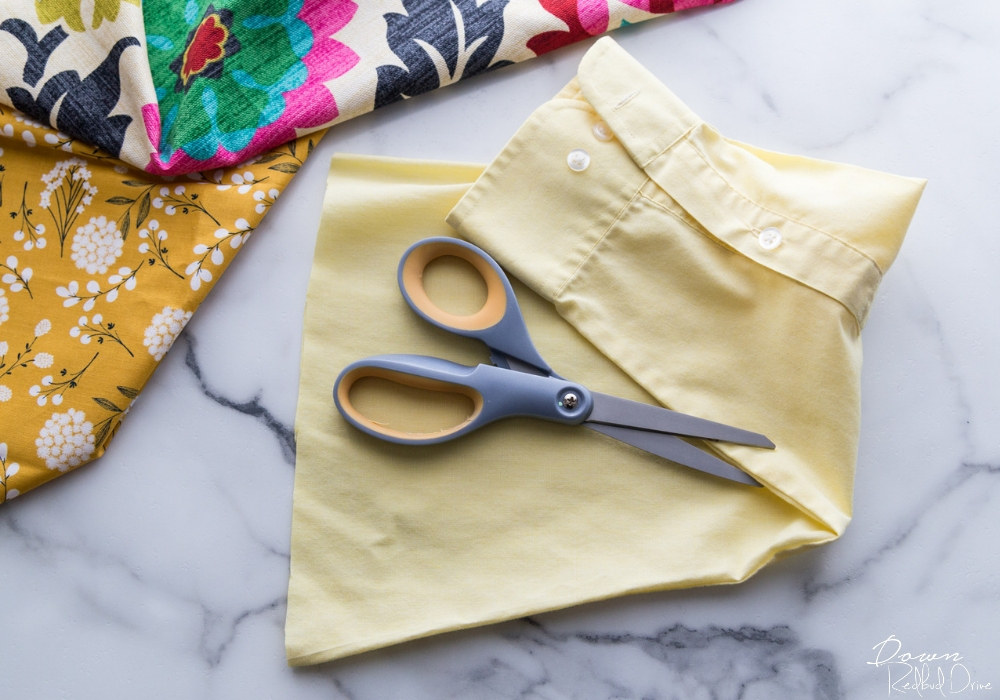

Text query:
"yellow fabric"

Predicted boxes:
[[0, 106, 314, 503], [286, 39, 925, 666], [450, 37, 928, 531]]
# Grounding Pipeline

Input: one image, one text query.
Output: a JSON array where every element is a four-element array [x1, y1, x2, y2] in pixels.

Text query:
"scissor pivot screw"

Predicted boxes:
[[561, 392, 579, 410]]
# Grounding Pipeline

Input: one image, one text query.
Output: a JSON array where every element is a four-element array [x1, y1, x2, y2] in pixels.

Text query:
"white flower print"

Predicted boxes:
[[143, 306, 192, 361], [0, 320, 52, 387], [12, 223, 47, 251], [151, 186, 181, 215], [130, 181, 217, 225], [0, 385, 11, 402], [1, 441, 19, 502], [29, 375, 53, 404], [29, 351, 97, 406], [15, 114, 44, 128], [57, 266, 140, 311], [186, 219, 252, 290], [234, 171, 256, 194], [253, 188, 280, 215], [44, 131, 75, 152], [41, 158, 91, 196], [1, 255, 33, 295], [71, 216, 124, 274], [41, 158, 98, 254], [31, 351, 58, 374], [0, 290, 8, 325], [70, 316, 90, 341], [212, 170, 236, 192], [138, 219, 165, 252], [11, 183, 47, 251], [136, 219, 182, 277], [69, 314, 133, 355], [35, 408, 96, 472], [33, 352, 54, 368]]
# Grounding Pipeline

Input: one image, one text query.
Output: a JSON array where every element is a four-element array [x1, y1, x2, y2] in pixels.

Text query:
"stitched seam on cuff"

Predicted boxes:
[[681, 136, 884, 277], [637, 122, 699, 169], [553, 183, 647, 300], [638, 190, 864, 331], [637, 190, 751, 256]]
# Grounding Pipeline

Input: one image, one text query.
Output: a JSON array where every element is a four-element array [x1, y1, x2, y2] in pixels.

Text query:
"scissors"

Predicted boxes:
[[333, 237, 774, 486]]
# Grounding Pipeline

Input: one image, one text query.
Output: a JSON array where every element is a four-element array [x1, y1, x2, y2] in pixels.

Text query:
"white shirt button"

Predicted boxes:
[[592, 121, 614, 142], [758, 227, 782, 250], [567, 149, 591, 172]]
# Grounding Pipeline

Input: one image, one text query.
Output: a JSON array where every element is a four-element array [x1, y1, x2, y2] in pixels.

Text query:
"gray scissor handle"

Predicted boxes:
[[334, 354, 591, 445], [397, 237, 554, 376]]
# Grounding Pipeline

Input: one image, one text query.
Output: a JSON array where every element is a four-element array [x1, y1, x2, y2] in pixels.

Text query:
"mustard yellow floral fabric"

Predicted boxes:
[[0, 104, 314, 503]]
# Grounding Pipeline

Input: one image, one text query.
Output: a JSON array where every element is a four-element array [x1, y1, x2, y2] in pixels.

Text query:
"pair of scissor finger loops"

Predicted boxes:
[[337, 237, 563, 442], [334, 237, 773, 486]]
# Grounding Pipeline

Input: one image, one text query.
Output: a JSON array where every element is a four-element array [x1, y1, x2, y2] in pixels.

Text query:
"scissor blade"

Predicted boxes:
[[488, 350, 512, 370], [491, 350, 551, 377], [586, 423, 761, 487], [588, 392, 775, 448]]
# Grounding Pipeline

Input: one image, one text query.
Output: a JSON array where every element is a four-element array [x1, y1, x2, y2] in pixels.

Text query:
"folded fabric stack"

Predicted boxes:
[[0, 0, 720, 502]]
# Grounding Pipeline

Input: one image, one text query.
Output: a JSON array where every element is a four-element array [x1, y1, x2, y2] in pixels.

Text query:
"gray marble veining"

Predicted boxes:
[[182, 335, 297, 465]]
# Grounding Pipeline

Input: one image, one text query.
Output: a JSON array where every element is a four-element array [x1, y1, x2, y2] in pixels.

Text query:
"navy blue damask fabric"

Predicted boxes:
[[375, 0, 512, 108], [2, 18, 138, 158]]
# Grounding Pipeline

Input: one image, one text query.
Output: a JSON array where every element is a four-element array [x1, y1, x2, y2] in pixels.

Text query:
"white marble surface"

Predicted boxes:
[[2, 0, 999, 697]]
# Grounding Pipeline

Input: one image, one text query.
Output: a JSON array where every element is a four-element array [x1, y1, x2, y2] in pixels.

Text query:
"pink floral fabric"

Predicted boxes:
[[0, 0, 734, 175]]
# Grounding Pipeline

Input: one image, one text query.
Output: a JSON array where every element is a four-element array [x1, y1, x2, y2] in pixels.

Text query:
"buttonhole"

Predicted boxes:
[[613, 90, 640, 110]]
